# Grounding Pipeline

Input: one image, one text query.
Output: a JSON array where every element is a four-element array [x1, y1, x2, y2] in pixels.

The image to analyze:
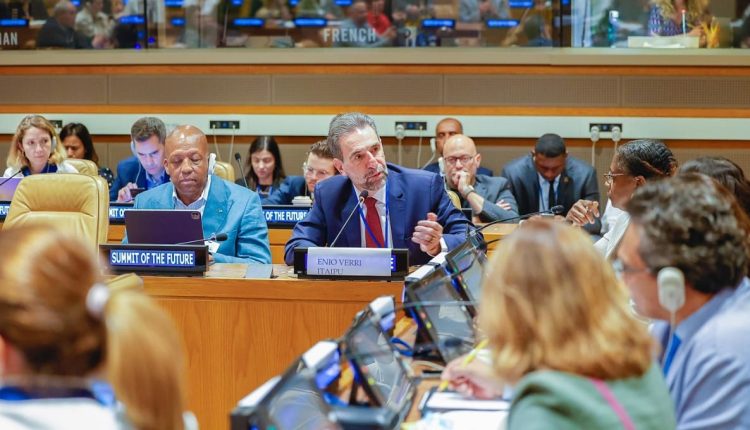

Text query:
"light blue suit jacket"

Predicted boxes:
[[126, 175, 271, 264]]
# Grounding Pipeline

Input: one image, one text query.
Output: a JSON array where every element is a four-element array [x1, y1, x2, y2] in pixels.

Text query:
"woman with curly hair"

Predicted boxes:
[[648, 0, 710, 38]]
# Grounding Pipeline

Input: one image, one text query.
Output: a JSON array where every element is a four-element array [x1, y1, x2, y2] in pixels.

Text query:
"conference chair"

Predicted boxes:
[[66, 159, 99, 176], [3, 174, 110, 251], [214, 161, 236, 182]]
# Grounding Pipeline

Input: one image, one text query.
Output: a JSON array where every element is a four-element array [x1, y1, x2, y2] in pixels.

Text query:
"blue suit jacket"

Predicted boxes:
[[127, 175, 271, 264], [284, 164, 474, 266], [110, 156, 170, 201], [264, 176, 307, 205]]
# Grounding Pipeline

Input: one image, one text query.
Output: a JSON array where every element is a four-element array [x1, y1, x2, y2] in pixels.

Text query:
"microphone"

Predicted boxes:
[[234, 153, 249, 188], [473, 205, 565, 235], [176, 232, 228, 245], [330, 190, 368, 247], [0, 170, 23, 187]]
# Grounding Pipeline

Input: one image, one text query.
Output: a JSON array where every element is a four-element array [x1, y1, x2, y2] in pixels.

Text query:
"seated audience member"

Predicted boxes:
[[334, 0, 394, 47], [110, 117, 170, 203], [442, 220, 676, 429], [237, 135, 304, 205], [60, 122, 115, 187], [37, 0, 93, 49], [265, 140, 339, 204], [459, 0, 510, 22], [442, 134, 518, 223], [680, 156, 750, 216], [75, 0, 114, 48], [128, 125, 271, 264], [0, 226, 189, 430], [284, 112, 473, 266], [424, 118, 493, 177], [618, 174, 750, 429], [366, 0, 391, 35], [501, 133, 601, 234], [4, 114, 78, 177], [567, 139, 676, 259], [648, 0, 709, 38]]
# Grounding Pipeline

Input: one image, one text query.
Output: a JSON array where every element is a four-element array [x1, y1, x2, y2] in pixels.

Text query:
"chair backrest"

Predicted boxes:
[[66, 159, 99, 176], [214, 161, 236, 182], [3, 174, 110, 251]]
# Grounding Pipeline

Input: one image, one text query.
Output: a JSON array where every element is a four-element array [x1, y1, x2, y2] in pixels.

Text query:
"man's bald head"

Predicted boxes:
[[435, 118, 463, 155], [164, 125, 210, 205], [442, 134, 481, 189]]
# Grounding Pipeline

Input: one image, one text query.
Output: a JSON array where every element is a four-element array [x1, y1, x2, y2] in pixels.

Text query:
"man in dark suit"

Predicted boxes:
[[284, 112, 472, 266], [423, 118, 493, 177], [36, 0, 91, 48], [501, 133, 601, 234], [443, 134, 517, 223], [110, 117, 170, 202]]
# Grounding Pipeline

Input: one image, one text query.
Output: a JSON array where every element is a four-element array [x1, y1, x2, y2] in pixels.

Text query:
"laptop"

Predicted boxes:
[[125, 210, 204, 244], [0, 177, 23, 201]]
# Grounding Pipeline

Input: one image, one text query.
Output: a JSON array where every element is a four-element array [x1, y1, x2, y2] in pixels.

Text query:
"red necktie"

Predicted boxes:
[[364, 196, 384, 248]]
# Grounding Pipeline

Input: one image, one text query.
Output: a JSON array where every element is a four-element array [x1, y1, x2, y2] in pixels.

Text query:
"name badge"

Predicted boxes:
[[307, 247, 391, 277]]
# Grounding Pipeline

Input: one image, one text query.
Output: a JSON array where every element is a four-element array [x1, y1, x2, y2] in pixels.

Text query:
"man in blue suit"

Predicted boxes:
[[127, 124, 271, 264], [284, 112, 473, 266], [110, 117, 170, 203]]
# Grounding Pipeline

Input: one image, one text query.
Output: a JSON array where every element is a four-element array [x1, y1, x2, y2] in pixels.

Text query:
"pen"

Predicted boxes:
[[438, 338, 490, 391]]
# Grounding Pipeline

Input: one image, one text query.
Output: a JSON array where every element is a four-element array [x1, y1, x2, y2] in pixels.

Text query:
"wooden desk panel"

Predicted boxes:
[[144, 264, 403, 430]]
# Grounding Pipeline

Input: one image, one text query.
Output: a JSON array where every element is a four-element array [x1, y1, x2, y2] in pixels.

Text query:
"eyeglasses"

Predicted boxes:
[[603, 171, 627, 185], [444, 155, 475, 166], [612, 259, 651, 279]]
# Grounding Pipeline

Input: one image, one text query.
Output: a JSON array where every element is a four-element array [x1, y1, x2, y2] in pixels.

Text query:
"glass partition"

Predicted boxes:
[[1, 0, 749, 50]]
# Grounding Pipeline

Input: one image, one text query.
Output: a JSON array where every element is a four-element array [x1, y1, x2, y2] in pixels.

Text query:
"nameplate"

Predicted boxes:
[[486, 19, 520, 28], [99, 244, 207, 275], [263, 205, 310, 228], [109, 203, 134, 224], [307, 247, 391, 277], [0, 201, 10, 220], [293, 247, 408, 280]]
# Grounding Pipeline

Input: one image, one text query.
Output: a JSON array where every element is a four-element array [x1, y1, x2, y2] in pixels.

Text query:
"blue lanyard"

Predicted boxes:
[[357, 191, 389, 248]]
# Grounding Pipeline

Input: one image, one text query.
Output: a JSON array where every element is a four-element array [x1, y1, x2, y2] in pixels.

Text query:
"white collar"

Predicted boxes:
[[352, 181, 386, 204], [172, 174, 212, 206]]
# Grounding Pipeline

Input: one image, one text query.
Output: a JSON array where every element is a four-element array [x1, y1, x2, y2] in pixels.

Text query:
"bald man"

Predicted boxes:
[[443, 134, 517, 223], [423, 118, 494, 177], [126, 125, 271, 264]]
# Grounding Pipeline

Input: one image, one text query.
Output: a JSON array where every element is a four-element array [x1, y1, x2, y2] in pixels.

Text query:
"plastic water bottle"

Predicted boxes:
[[608, 10, 619, 47]]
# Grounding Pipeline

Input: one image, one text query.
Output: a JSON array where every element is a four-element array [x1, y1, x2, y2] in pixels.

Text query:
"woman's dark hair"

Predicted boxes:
[[59, 122, 99, 165], [680, 157, 750, 217], [615, 139, 677, 179], [244, 136, 286, 189]]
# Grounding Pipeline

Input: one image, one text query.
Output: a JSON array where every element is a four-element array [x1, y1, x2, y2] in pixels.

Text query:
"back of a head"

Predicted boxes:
[[680, 157, 750, 216], [327, 112, 379, 160], [615, 139, 677, 179], [131, 117, 167, 144], [480, 220, 653, 383], [0, 226, 105, 377], [626, 173, 750, 295], [534, 133, 566, 158]]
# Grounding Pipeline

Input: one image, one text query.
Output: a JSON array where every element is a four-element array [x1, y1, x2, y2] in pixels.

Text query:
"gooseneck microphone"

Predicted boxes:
[[330, 190, 368, 247], [234, 153, 249, 188], [473, 205, 565, 234], [177, 233, 229, 245], [0, 169, 23, 187]]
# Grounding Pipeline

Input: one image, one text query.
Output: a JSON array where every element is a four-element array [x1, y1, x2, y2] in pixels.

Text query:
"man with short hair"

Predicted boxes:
[[334, 0, 394, 47], [265, 140, 338, 204], [37, 0, 92, 48], [443, 134, 517, 223], [284, 112, 472, 266], [501, 133, 600, 234], [111, 117, 170, 203], [127, 125, 271, 264], [617, 174, 750, 429], [424, 118, 493, 177]]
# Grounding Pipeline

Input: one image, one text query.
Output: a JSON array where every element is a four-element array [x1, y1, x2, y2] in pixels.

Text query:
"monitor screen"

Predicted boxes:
[[446, 242, 487, 303], [411, 269, 476, 359], [346, 314, 413, 412], [266, 370, 341, 430]]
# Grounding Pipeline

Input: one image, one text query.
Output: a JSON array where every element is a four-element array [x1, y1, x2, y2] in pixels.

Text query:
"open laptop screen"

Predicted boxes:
[[124, 210, 204, 244]]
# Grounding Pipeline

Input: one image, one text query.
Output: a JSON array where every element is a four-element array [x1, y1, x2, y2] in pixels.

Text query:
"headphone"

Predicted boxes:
[[50, 136, 57, 151], [130, 140, 138, 157], [208, 153, 217, 173], [657, 267, 686, 313]]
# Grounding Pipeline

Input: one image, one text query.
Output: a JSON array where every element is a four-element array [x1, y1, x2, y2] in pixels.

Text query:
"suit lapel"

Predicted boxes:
[[388, 173, 406, 248], [202, 177, 231, 237], [525, 158, 540, 212], [558, 170, 573, 209]]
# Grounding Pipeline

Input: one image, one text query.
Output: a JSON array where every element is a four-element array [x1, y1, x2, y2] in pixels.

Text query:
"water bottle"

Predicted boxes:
[[608, 10, 619, 47]]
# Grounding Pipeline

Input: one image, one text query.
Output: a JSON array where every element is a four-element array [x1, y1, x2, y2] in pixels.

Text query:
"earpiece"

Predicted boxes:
[[208, 153, 217, 174], [657, 267, 685, 313], [50, 136, 57, 151], [130, 140, 137, 157], [429, 138, 436, 154]]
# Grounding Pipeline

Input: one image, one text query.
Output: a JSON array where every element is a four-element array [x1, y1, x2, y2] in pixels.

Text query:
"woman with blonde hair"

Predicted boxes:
[[4, 114, 78, 177], [442, 221, 676, 428], [648, 0, 710, 38], [0, 226, 189, 430]]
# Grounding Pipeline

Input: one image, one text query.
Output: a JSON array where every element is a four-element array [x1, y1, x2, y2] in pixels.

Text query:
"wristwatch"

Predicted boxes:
[[462, 184, 476, 197]]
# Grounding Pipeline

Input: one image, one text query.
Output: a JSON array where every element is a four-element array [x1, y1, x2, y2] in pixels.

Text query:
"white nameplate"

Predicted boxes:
[[307, 247, 392, 277]]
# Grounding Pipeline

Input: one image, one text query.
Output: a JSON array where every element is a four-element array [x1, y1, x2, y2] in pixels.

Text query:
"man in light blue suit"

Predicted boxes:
[[284, 112, 473, 266], [127, 125, 271, 264]]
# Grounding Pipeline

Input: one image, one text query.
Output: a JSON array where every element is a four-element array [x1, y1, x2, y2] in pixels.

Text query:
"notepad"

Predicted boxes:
[[420, 388, 510, 414]]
